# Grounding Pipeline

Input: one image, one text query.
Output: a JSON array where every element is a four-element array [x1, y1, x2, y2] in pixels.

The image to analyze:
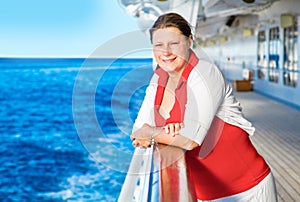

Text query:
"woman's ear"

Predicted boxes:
[[188, 34, 193, 47]]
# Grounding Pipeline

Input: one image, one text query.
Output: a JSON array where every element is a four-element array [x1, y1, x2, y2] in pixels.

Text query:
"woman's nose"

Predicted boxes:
[[162, 44, 172, 55]]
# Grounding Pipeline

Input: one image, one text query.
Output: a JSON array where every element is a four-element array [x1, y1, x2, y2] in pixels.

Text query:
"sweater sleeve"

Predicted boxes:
[[180, 61, 226, 145], [132, 74, 158, 133]]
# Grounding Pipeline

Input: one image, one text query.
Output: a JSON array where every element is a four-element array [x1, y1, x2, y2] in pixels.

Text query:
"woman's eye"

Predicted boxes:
[[154, 44, 163, 47], [170, 42, 179, 45]]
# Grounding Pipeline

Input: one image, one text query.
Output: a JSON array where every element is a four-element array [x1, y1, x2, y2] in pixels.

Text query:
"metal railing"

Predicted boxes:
[[118, 144, 196, 202]]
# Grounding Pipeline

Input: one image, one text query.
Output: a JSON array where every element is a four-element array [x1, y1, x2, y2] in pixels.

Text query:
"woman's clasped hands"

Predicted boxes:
[[130, 123, 182, 148]]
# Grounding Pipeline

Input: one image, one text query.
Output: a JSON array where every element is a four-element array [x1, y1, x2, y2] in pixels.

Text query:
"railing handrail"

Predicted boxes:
[[118, 145, 156, 202]]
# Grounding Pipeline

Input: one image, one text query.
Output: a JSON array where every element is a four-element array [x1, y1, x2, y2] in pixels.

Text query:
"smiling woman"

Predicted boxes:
[[129, 12, 278, 201], [0, 0, 138, 57]]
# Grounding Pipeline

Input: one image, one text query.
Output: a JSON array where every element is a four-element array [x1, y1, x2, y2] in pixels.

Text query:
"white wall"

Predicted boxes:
[[199, 35, 256, 81]]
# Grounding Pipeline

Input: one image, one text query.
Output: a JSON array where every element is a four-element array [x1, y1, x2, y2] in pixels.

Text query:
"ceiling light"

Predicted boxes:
[[243, 0, 255, 3]]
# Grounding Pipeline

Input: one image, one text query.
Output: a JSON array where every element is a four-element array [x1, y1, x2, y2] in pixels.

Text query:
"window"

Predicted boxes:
[[257, 30, 267, 79], [268, 27, 280, 83], [283, 21, 298, 87]]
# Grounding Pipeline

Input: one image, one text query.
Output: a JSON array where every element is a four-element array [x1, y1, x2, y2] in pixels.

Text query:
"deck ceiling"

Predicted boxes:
[[118, 0, 278, 40], [196, 0, 278, 40], [202, 0, 274, 18]]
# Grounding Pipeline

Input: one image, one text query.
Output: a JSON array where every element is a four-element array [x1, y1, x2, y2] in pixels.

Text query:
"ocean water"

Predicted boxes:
[[0, 58, 153, 202]]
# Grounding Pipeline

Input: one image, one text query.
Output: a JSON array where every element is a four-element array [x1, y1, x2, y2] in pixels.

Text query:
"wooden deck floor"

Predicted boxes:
[[235, 92, 300, 202]]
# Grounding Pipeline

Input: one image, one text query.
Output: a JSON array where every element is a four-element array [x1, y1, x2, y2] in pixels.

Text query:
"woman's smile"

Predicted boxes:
[[161, 57, 176, 64]]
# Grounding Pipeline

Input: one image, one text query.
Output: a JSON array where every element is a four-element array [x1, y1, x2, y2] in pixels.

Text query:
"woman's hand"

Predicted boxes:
[[164, 123, 182, 137], [130, 125, 153, 148]]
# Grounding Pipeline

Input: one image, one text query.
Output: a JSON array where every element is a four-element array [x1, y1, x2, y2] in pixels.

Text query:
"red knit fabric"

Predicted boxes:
[[185, 120, 270, 200]]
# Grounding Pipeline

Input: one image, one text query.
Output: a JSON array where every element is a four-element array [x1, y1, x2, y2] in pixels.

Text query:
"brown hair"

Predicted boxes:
[[149, 13, 192, 43]]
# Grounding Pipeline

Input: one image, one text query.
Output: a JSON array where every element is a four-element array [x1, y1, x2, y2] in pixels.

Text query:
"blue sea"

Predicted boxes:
[[0, 58, 153, 202]]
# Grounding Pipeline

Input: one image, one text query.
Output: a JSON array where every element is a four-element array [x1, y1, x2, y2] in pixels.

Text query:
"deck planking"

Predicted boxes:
[[235, 92, 300, 202]]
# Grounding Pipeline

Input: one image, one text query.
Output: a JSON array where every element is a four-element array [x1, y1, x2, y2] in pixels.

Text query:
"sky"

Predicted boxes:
[[0, 0, 151, 58]]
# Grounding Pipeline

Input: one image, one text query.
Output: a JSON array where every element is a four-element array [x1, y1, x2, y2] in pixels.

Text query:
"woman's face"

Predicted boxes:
[[152, 27, 192, 75]]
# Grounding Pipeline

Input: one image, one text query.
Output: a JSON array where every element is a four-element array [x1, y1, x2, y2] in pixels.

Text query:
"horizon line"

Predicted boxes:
[[0, 56, 153, 59]]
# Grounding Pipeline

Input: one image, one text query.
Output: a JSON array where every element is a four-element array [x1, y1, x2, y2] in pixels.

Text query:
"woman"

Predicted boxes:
[[130, 13, 277, 201]]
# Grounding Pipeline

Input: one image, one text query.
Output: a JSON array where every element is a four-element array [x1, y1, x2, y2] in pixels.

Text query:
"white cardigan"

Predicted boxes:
[[133, 59, 255, 145]]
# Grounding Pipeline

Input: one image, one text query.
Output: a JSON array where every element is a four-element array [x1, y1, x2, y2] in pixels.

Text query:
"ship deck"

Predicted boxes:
[[235, 92, 300, 202]]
